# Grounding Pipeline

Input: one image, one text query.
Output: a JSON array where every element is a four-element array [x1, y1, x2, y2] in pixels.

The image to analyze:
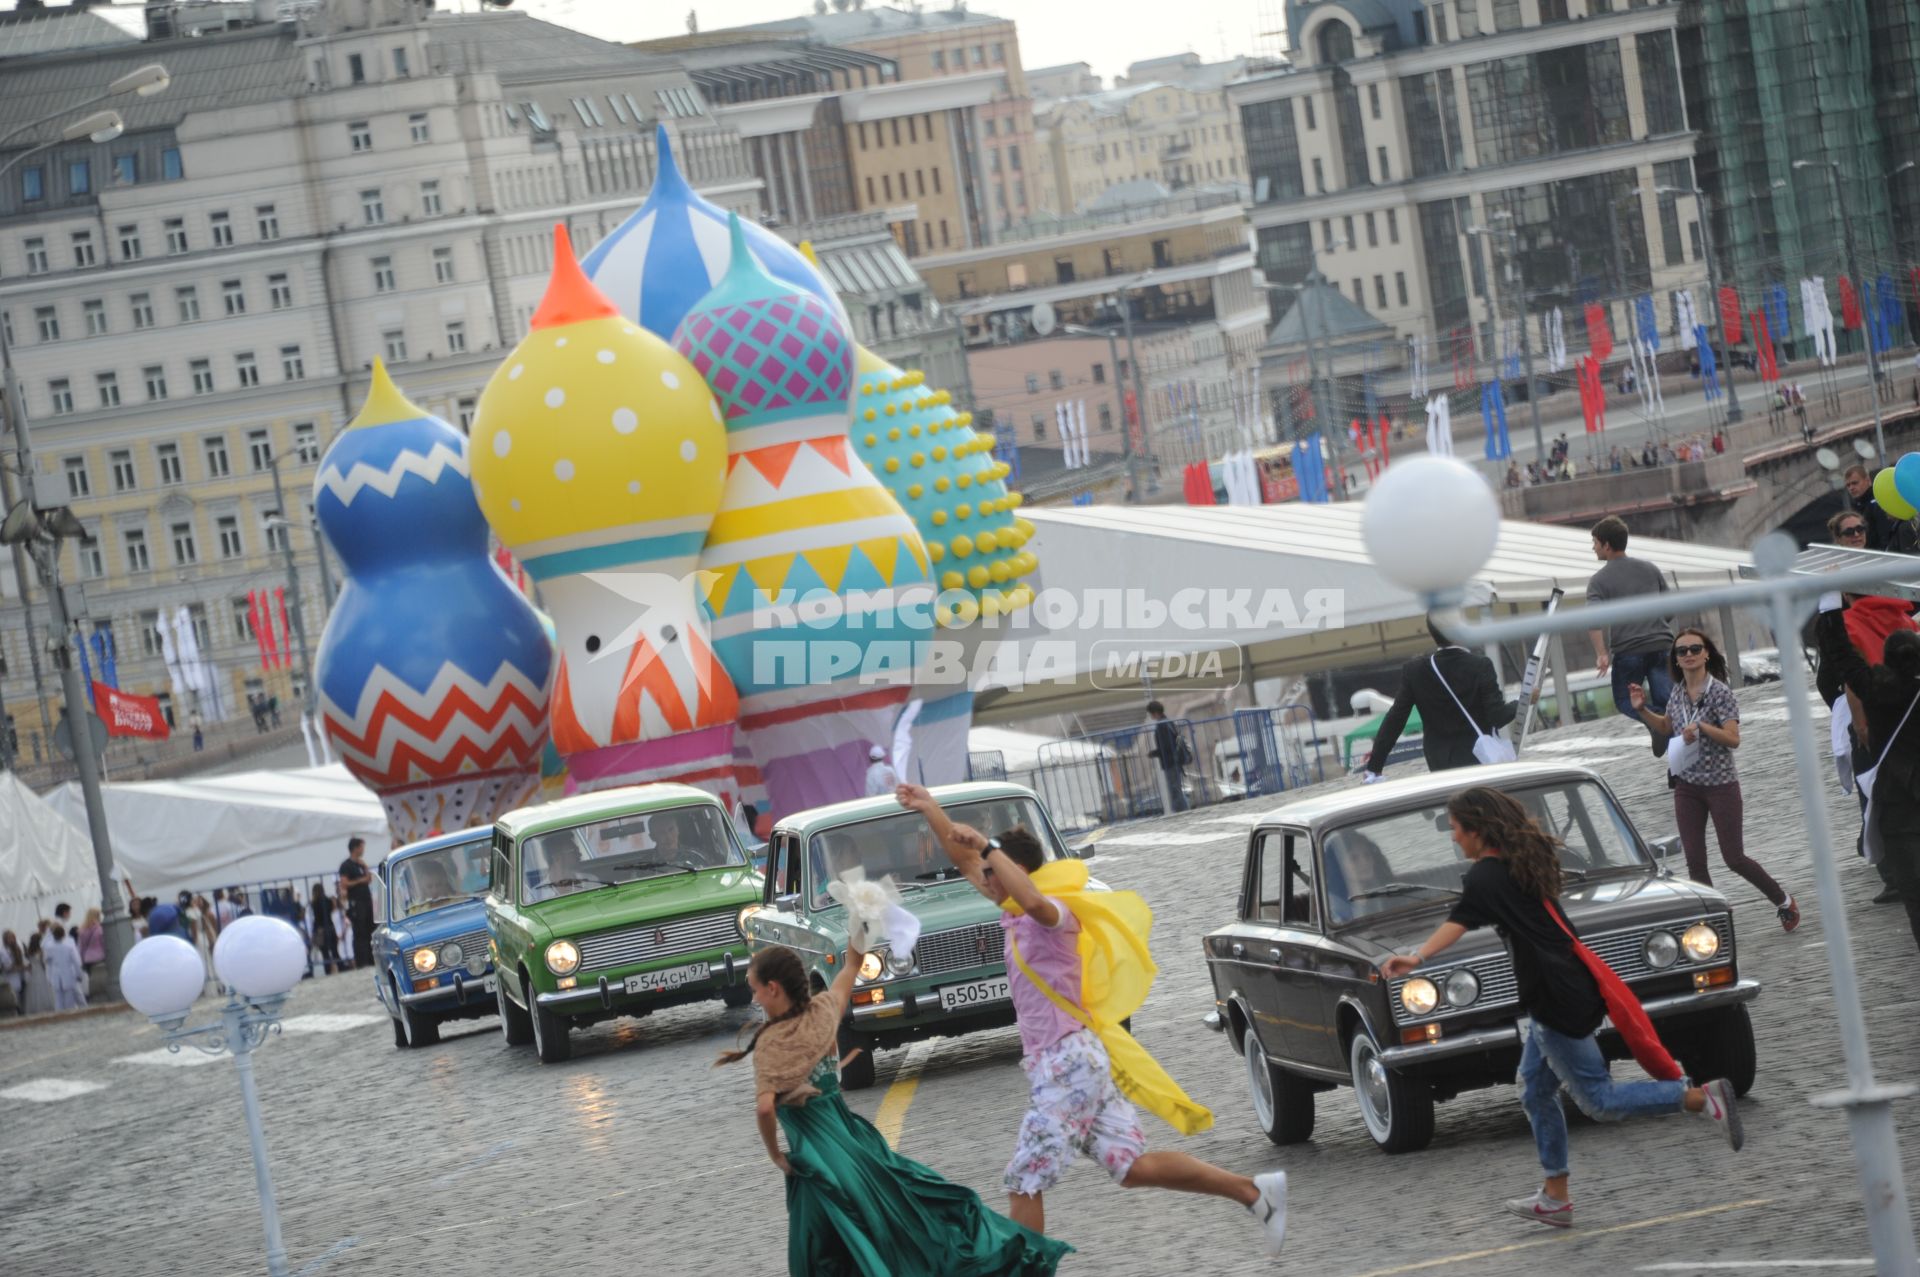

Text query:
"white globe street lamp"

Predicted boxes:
[[118, 919, 308, 1277], [1361, 454, 1501, 598]]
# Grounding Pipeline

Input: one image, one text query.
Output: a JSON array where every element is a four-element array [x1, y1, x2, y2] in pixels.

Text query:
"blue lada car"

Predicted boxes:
[[374, 829, 498, 1049]]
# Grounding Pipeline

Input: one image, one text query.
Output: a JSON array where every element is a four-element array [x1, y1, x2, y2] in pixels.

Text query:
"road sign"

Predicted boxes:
[[53, 711, 108, 762]]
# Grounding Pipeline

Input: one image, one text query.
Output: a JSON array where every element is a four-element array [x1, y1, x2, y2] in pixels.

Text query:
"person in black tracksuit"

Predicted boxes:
[[1362, 615, 1516, 779], [1146, 700, 1190, 813]]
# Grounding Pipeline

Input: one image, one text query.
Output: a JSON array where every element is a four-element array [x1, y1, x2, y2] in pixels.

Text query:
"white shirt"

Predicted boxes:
[[864, 760, 899, 797], [216, 899, 238, 928]]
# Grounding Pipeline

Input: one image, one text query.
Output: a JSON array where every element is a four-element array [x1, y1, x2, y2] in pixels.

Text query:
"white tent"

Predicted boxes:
[[0, 772, 103, 939], [43, 763, 388, 900]]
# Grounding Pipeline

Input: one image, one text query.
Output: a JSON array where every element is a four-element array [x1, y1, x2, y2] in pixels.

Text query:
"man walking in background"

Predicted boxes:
[[1146, 701, 1191, 813], [338, 837, 377, 969], [1587, 516, 1675, 757], [1361, 615, 1515, 780]]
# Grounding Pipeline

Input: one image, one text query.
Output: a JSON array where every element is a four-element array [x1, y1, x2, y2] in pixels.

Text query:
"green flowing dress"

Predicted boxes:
[[779, 1055, 1072, 1276]]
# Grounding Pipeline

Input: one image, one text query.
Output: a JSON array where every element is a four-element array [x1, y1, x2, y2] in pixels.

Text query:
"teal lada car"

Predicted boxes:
[[745, 782, 1082, 1090], [487, 784, 761, 1064]]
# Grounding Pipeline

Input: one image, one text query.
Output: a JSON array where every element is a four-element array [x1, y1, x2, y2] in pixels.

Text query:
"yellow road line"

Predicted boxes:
[[1344, 1198, 1773, 1277], [873, 1042, 933, 1149]]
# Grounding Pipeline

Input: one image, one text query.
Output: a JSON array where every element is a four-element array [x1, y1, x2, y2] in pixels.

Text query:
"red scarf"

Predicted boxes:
[[1544, 899, 1684, 1081]]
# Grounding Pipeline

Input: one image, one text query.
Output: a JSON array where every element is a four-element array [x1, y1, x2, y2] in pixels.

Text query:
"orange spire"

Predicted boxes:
[[531, 223, 620, 330]]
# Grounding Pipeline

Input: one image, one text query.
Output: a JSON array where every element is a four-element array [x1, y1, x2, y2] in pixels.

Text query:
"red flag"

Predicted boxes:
[[250, 590, 278, 670], [1838, 276, 1862, 330], [1191, 462, 1216, 505], [1377, 414, 1391, 466], [1752, 310, 1779, 382], [275, 587, 293, 669], [92, 682, 170, 740], [1717, 287, 1742, 344], [1578, 356, 1605, 435], [1584, 304, 1613, 362]]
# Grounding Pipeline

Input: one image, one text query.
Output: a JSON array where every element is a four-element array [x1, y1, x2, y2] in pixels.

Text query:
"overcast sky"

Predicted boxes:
[[494, 0, 1283, 84]]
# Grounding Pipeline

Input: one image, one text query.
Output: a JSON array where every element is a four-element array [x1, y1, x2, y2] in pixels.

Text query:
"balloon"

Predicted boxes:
[[1362, 455, 1502, 593], [1894, 453, 1920, 513], [313, 361, 552, 842], [1874, 466, 1918, 522]]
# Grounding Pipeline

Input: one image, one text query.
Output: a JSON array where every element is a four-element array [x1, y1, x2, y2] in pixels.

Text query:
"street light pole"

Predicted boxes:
[[1798, 159, 1887, 464], [1660, 185, 1744, 423], [266, 454, 321, 762], [1064, 323, 1139, 499]]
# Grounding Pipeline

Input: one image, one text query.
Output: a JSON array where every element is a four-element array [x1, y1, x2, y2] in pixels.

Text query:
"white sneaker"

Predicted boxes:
[[1503, 1189, 1572, 1229], [1249, 1170, 1288, 1255], [1696, 1078, 1744, 1151]]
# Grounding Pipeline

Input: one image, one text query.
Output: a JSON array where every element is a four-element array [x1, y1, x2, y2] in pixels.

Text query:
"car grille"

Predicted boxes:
[[1391, 913, 1734, 1023], [577, 911, 741, 973], [445, 928, 491, 972], [913, 921, 1003, 977]]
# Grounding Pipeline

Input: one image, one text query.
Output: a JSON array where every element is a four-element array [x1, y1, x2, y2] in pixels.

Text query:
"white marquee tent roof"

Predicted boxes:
[[43, 763, 388, 901], [0, 772, 102, 939], [973, 503, 1755, 723]]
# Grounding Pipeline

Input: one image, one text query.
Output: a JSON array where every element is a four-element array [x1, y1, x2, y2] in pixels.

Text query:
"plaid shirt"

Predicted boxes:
[[1666, 677, 1741, 786]]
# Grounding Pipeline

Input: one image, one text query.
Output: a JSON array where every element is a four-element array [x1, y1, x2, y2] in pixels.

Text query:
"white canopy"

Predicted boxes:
[[43, 763, 388, 900], [0, 772, 103, 939]]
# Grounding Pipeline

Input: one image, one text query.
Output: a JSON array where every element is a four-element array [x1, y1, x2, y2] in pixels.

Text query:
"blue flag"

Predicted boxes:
[[1634, 295, 1660, 351], [1694, 326, 1719, 401], [74, 634, 93, 689]]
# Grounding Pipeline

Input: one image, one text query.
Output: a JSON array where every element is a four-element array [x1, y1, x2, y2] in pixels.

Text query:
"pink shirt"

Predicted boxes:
[[1001, 898, 1083, 1057]]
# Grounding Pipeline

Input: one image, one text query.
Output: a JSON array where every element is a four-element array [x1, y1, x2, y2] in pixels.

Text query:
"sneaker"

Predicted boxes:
[[1248, 1170, 1288, 1255], [1503, 1189, 1572, 1229], [1696, 1078, 1744, 1151], [1873, 886, 1901, 905], [1777, 896, 1801, 933]]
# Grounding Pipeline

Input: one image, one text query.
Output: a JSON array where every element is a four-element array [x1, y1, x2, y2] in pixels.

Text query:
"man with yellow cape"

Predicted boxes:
[[896, 785, 1288, 1257]]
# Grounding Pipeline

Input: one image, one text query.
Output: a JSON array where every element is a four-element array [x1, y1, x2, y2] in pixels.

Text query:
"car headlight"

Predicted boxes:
[[885, 947, 914, 977], [1681, 922, 1721, 962], [1643, 931, 1681, 969], [1400, 976, 1439, 1017], [857, 949, 885, 983], [736, 904, 760, 938], [411, 948, 438, 974], [1443, 968, 1480, 1008], [545, 939, 581, 976], [438, 942, 464, 970]]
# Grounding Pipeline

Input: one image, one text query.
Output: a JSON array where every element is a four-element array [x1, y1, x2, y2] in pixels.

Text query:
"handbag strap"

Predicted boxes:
[[1429, 653, 1486, 736], [1877, 688, 1920, 762]]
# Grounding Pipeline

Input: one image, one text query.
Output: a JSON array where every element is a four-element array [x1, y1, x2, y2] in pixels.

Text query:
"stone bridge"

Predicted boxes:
[[1499, 393, 1920, 548]]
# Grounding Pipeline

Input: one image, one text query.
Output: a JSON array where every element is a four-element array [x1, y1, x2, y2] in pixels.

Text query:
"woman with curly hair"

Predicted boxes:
[[1383, 786, 1743, 1230], [717, 941, 1070, 1276]]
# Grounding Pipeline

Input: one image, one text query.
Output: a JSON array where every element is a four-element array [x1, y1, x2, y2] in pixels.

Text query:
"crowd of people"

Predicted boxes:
[[2, 903, 106, 1014], [1504, 432, 1730, 488]]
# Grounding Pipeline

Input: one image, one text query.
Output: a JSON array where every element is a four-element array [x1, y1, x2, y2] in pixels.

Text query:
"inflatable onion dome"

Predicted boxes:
[[582, 124, 848, 341], [848, 346, 1035, 625]]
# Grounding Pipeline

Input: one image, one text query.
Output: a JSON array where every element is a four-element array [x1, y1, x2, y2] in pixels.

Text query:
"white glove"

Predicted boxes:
[[1818, 590, 1845, 614]]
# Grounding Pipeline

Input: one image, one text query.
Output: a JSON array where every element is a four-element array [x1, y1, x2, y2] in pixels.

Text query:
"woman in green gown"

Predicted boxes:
[[719, 942, 1072, 1276]]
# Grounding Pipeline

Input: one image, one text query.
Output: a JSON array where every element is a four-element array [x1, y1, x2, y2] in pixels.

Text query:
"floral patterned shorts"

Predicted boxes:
[[1003, 1028, 1147, 1196]]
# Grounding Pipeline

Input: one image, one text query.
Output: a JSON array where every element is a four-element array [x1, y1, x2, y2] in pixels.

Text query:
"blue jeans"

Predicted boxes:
[[1610, 647, 1674, 725], [1518, 1019, 1689, 1176]]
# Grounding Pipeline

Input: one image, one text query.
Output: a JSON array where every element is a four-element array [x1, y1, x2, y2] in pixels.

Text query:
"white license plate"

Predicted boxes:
[[482, 976, 497, 995], [625, 962, 709, 996], [938, 976, 1011, 1012]]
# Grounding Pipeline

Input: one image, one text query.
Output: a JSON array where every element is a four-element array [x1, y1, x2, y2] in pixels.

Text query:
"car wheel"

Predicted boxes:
[[395, 982, 440, 1049], [1348, 1028, 1434, 1154], [496, 971, 534, 1046], [837, 1021, 876, 1091], [391, 1005, 410, 1050], [1677, 1004, 1757, 1098], [529, 977, 572, 1065], [722, 985, 753, 1009], [1243, 1025, 1314, 1144]]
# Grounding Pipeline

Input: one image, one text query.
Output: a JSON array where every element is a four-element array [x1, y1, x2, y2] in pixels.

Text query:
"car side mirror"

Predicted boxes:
[[774, 892, 801, 911], [1649, 834, 1682, 861], [1068, 843, 1094, 861]]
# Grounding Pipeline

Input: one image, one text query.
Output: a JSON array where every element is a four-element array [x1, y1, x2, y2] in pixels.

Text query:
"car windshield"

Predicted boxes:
[[389, 839, 491, 922], [1321, 779, 1649, 927], [806, 796, 1065, 909], [522, 804, 746, 904]]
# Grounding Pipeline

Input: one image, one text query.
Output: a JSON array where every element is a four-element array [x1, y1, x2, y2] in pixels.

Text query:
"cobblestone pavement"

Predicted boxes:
[[4, 682, 1918, 1277]]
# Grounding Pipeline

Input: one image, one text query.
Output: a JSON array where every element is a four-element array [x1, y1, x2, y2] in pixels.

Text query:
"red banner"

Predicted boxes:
[[251, 590, 279, 670], [1584, 304, 1613, 362], [1717, 287, 1742, 344], [1839, 276, 1863, 330], [92, 682, 170, 740]]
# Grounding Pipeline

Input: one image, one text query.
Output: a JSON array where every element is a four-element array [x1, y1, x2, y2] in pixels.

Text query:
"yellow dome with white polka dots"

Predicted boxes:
[[471, 224, 726, 568]]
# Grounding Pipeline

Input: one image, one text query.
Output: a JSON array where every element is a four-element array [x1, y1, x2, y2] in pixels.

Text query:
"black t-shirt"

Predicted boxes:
[[1446, 857, 1603, 1038], [340, 856, 374, 906]]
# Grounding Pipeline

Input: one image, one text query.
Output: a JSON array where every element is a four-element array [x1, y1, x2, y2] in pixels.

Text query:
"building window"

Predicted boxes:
[[1368, 82, 1382, 119], [157, 442, 182, 484], [1031, 414, 1047, 441], [190, 359, 213, 395], [124, 529, 150, 574], [222, 279, 246, 316], [1097, 403, 1113, 431], [1009, 144, 1022, 171], [235, 352, 260, 388], [165, 218, 188, 254], [269, 273, 292, 309], [49, 379, 73, 415], [1304, 98, 1317, 130], [1092, 362, 1107, 384], [393, 46, 410, 77], [1376, 146, 1391, 181], [210, 211, 233, 247], [1365, 212, 1379, 247], [410, 112, 430, 143], [171, 521, 198, 566], [95, 373, 119, 409], [293, 422, 319, 463], [420, 179, 441, 216], [347, 53, 365, 84], [1048, 370, 1064, 390], [263, 514, 290, 553], [445, 320, 467, 353], [68, 159, 91, 195], [24, 238, 48, 274], [64, 456, 91, 498], [932, 49, 945, 70], [372, 256, 396, 292], [1396, 271, 1409, 306], [21, 166, 43, 201], [281, 346, 306, 380], [110, 449, 136, 492], [77, 533, 103, 579], [249, 205, 278, 243], [1025, 373, 1039, 394], [361, 189, 385, 224], [1387, 208, 1400, 244], [1312, 157, 1325, 193], [204, 435, 230, 478], [432, 246, 454, 283], [231, 596, 254, 642], [162, 148, 182, 180], [248, 429, 273, 471], [1374, 275, 1389, 309], [383, 330, 408, 363], [217, 515, 243, 559], [34, 306, 59, 342], [118, 225, 142, 260], [84, 299, 108, 335], [1344, 214, 1357, 246], [456, 397, 477, 431], [143, 366, 167, 400], [72, 230, 96, 268]]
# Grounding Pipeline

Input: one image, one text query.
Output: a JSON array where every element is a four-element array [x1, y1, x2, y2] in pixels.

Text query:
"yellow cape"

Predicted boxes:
[[1001, 859, 1214, 1136]]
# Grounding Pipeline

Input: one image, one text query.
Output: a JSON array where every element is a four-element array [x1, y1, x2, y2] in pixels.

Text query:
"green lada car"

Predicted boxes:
[[487, 784, 761, 1064], [744, 782, 1082, 1090]]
